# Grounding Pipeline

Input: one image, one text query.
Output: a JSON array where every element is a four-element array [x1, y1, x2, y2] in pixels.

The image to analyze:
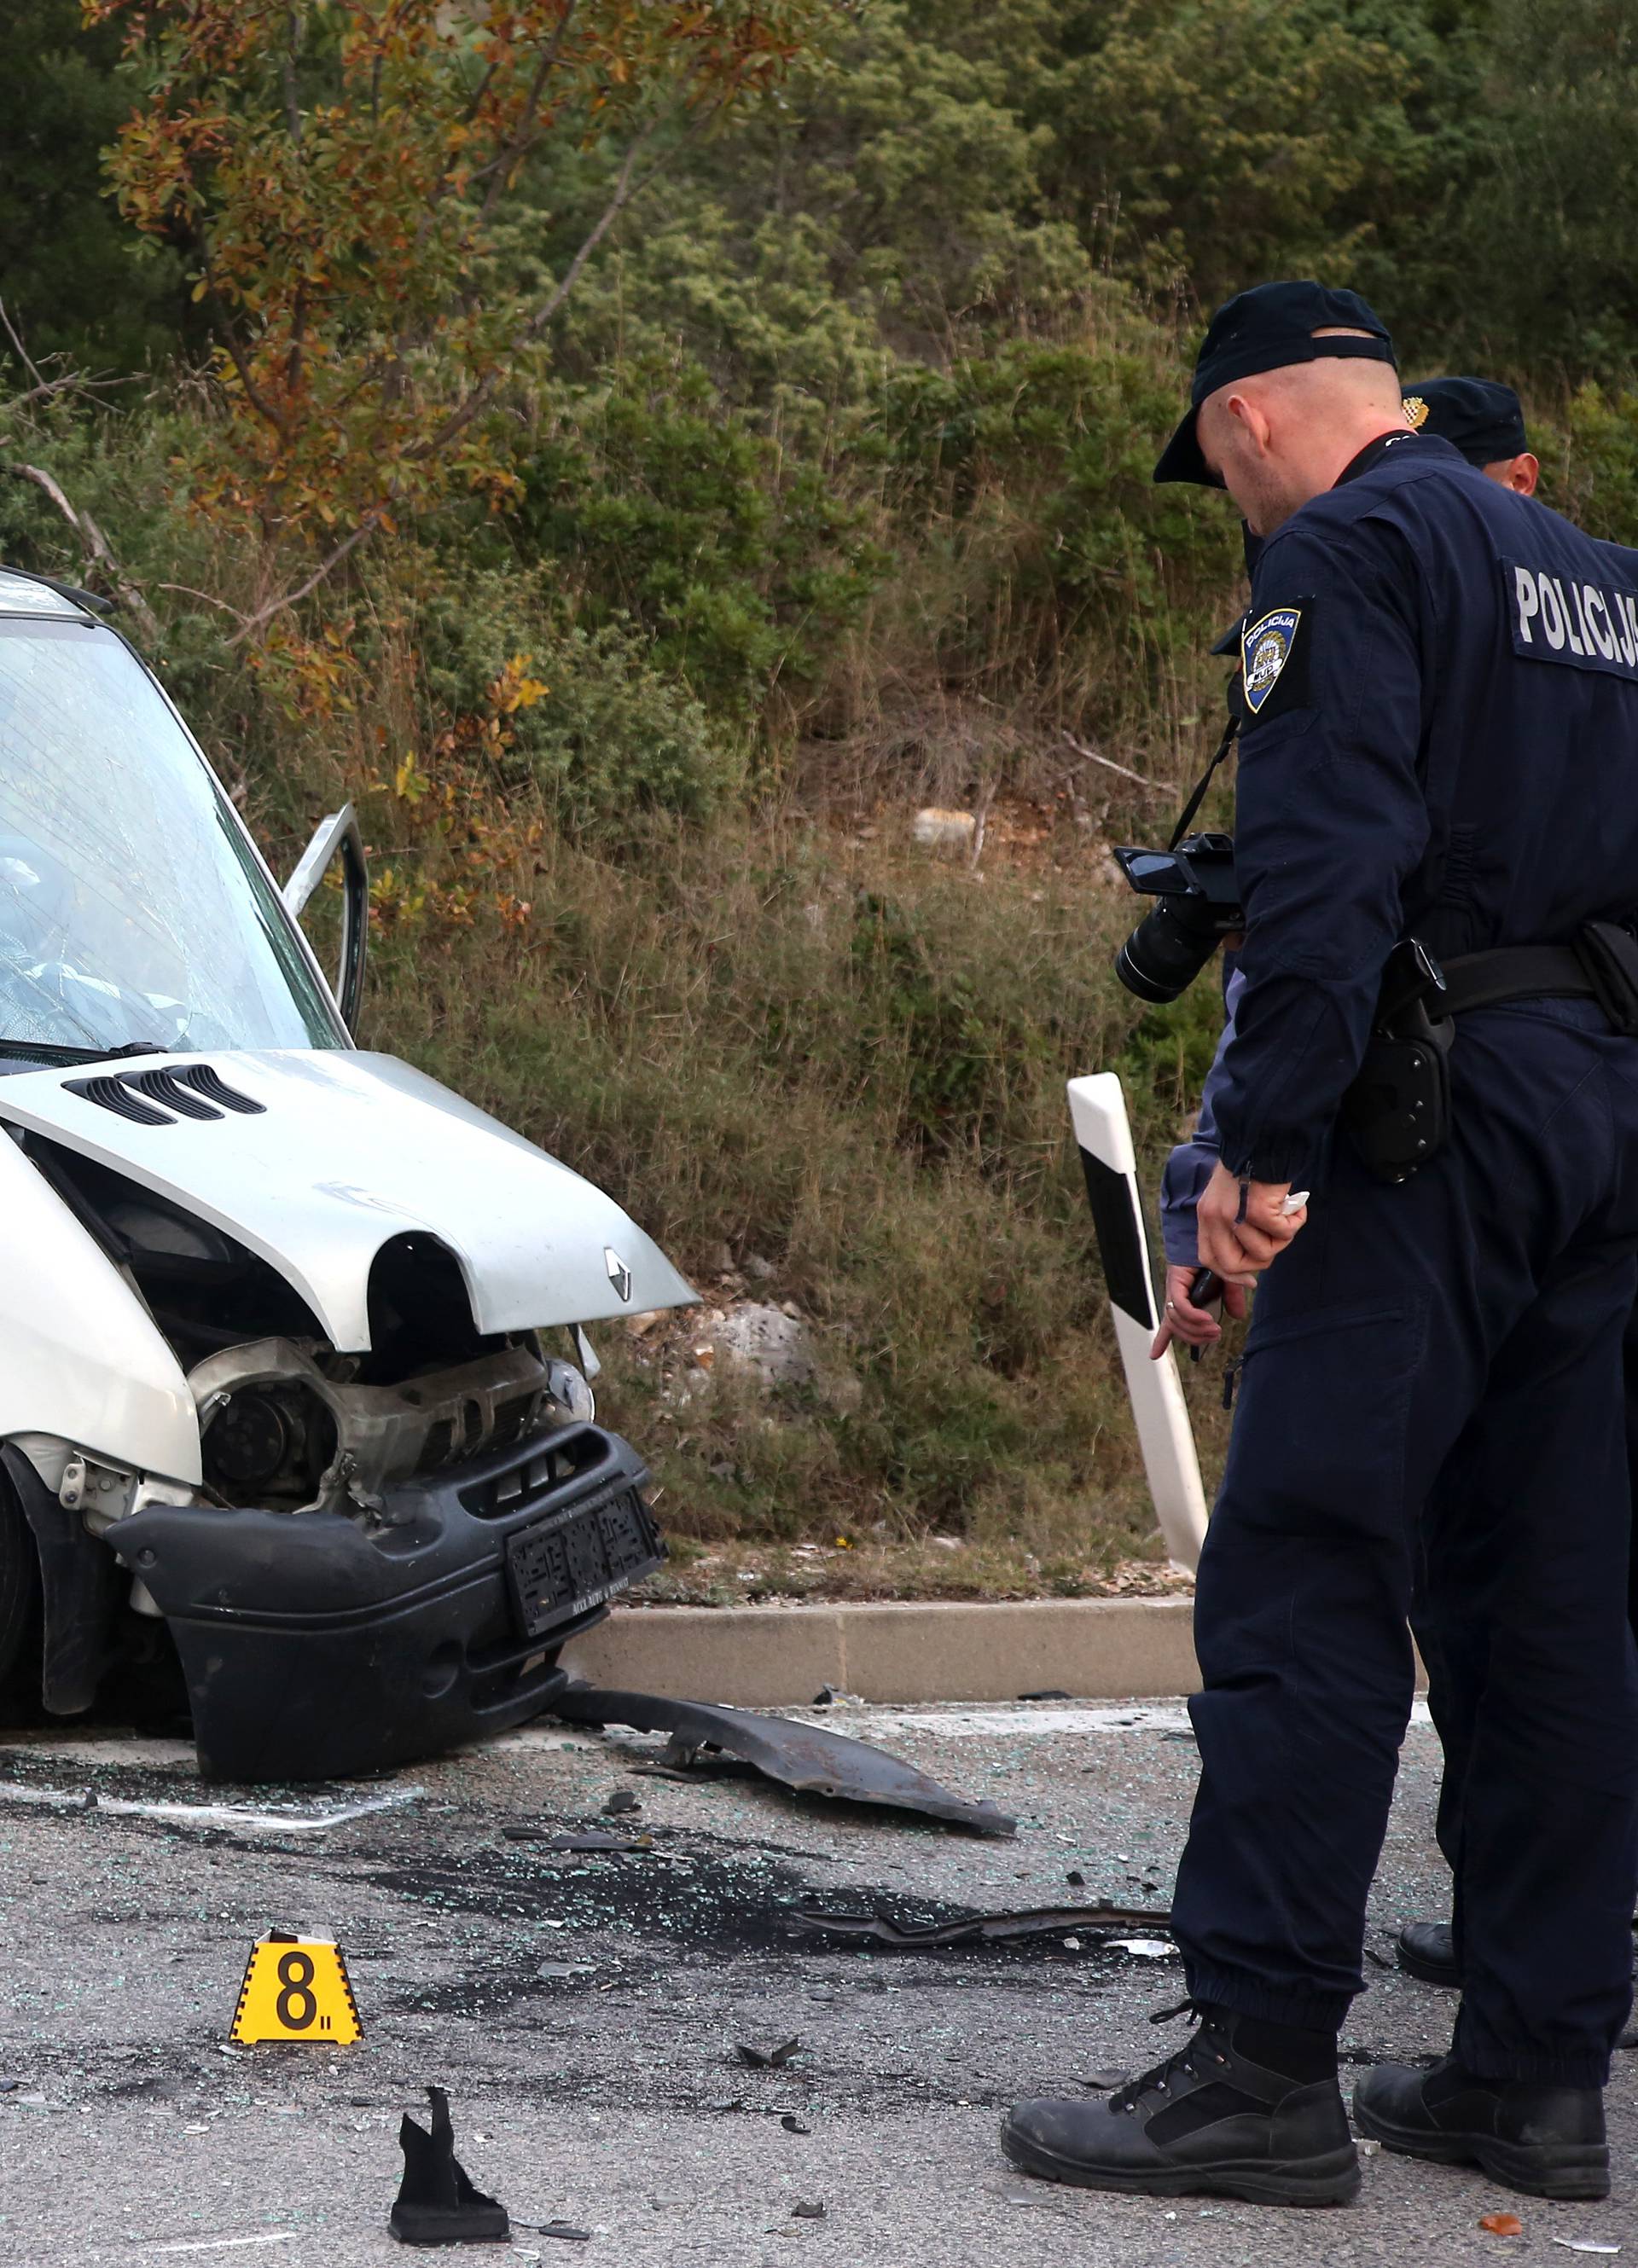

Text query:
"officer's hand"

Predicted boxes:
[[1151, 1263, 1249, 1359], [1196, 1161, 1307, 1282]]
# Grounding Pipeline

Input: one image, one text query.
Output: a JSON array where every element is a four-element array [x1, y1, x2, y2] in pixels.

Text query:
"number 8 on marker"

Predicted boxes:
[[229, 1933, 363, 2045]]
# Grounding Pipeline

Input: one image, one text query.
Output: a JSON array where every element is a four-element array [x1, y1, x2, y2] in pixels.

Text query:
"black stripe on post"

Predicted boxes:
[[1077, 1145, 1157, 1329]]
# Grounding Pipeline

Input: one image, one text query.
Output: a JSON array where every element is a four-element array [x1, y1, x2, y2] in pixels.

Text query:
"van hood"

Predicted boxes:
[[0, 1048, 697, 1351]]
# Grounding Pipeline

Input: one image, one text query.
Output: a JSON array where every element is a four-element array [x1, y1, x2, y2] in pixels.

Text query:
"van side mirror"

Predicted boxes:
[[284, 803, 368, 1035]]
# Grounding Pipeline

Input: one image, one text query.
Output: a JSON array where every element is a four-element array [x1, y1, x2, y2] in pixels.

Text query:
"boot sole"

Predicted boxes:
[[1001, 2119, 1362, 2207], [1352, 2093, 1610, 2201], [1393, 1945, 1461, 1990]]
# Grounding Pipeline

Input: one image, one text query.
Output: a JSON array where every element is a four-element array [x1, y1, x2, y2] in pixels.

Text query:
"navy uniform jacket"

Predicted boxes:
[[1211, 429, 1638, 1186]]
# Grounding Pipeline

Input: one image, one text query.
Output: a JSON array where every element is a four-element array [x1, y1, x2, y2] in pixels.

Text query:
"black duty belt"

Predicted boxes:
[[1434, 943, 1599, 1018], [1429, 925, 1638, 1035]]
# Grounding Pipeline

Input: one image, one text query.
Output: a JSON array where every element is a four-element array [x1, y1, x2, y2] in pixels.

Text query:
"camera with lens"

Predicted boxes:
[[1112, 831, 1242, 1003]]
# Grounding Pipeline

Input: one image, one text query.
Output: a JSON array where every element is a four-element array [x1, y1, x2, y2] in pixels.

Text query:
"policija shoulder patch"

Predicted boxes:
[[1240, 603, 1310, 717]]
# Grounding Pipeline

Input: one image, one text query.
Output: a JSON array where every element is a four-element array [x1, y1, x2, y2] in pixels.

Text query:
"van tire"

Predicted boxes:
[[0, 1474, 42, 1692]]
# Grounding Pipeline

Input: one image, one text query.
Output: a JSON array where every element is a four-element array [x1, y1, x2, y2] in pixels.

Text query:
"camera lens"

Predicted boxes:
[[1115, 902, 1223, 1004]]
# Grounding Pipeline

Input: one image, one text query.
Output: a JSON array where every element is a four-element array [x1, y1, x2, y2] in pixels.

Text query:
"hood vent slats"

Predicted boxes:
[[64, 1063, 266, 1128]]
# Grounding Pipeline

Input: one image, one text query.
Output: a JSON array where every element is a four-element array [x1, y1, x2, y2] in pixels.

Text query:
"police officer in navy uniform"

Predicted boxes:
[[1002, 281, 1638, 2208]]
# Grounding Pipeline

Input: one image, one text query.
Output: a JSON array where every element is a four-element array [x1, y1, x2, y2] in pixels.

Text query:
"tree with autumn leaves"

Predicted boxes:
[[85, 0, 841, 644]]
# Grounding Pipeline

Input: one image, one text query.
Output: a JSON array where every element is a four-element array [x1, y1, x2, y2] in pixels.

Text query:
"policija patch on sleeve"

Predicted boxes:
[[1240, 602, 1311, 717]]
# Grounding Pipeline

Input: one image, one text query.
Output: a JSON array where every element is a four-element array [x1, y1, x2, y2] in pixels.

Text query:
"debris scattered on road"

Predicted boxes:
[[603, 1789, 642, 1817], [791, 2201, 827, 2220], [791, 1900, 1170, 1948], [736, 2038, 803, 2069], [1363, 1948, 1395, 1969], [536, 1963, 595, 1981], [1551, 2240, 1621, 2254], [1066, 1871, 1085, 1888], [1080, 2069, 1130, 2090], [546, 1685, 1016, 1836], [1107, 1939, 1174, 1959], [781, 2114, 812, 2133], [390, 2085, 509, 2247], [503, 1830, 653, 1853], [1017, 1689, 1071, 1702], [1480, 2213, 1525, 2236], [517, 2223, 594, 2244]]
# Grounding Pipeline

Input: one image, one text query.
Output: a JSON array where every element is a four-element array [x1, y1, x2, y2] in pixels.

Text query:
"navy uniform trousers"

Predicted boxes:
[[1170, 998, 1638, 2085]]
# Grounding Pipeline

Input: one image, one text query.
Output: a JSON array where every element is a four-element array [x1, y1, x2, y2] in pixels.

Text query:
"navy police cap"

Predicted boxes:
[[1154, 280, 1397, 487], [1402, 376, 1527, 467]]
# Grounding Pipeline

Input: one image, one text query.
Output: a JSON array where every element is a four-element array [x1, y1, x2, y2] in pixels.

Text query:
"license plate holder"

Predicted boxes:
[[505, 1489, 662, 1638]]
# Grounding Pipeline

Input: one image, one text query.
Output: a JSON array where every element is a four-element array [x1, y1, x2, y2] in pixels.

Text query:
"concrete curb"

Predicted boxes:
[[559, 1596, 1199, 1708]]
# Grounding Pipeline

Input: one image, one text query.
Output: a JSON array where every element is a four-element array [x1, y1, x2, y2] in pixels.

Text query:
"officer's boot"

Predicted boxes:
[[1354, 2056, 1608, 2200], [1394, 1917, 1461, 1987], [1002, 1999, 1360, 2207]]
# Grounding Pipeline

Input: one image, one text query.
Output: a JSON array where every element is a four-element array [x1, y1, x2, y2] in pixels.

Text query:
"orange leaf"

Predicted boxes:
[[1479, 2213, 1523, 2236]]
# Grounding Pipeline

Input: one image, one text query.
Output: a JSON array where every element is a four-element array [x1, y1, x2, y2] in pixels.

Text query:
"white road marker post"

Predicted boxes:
[[1066, 1072, 1208, 1573]]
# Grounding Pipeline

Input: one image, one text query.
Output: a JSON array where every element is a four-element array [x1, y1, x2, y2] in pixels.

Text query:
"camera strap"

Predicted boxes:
[[1168, 713, 1240, 851]]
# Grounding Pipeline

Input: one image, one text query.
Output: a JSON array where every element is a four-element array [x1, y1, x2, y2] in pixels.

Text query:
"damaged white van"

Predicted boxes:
[[0, 568, 694, 1780]]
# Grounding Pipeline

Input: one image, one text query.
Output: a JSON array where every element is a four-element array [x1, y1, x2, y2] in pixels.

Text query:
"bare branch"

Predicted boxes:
[[414, 118, 665, 467], [473, 2, 578, 228], [1, 369, 114, 416], [224, 508, 386, 646], [0, 298, 46, 393], [1060, 728, 1174, 798], [157, 581, 250, 621], [1, 461, 160, 641]]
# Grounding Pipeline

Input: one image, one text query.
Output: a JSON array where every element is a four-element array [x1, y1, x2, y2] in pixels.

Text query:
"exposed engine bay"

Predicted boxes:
[[22, 1131, 599, 1522]]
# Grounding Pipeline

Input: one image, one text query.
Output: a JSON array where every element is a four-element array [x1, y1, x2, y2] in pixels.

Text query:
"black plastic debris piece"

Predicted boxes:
[[546, 1684, 1016, 1836], [736, 2037, 803, 2068], [781, 2114, 812, 2134], [1363, 1947, 1394, 1970], [1017, 1689, 1071, 1702], [791, 1900, 1170, 1948], [792, 2201, 827, 2220], [519, 2223, 593, 2243], [811, 1685, 842, 1707], [604, 1788, 642, 1816], [1066, 1871, 1085, 1888], [389, 2086, 509, 2247], [503, 1830, 651, 1853]]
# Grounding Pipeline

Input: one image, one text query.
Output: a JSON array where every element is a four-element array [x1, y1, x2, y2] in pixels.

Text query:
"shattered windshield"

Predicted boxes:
[[0, 618, 342, 1057]]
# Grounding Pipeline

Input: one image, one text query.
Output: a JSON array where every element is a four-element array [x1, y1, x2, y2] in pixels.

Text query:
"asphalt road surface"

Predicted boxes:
[[0, 1695, 1631, 2268]]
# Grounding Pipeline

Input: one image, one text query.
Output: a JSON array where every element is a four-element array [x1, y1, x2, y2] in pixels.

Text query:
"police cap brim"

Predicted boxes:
[[1154, 407, 1223, 490]]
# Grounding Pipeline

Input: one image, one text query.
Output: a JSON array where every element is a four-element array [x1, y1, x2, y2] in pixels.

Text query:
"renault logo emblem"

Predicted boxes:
[[604, 1246, 632, 1302]]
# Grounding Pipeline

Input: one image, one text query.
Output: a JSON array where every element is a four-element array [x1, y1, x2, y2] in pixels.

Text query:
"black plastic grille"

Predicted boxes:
[[128, 1068, 222, 1121], [179, 1064, 265, 1114], [65, 1074, 171, 1127]]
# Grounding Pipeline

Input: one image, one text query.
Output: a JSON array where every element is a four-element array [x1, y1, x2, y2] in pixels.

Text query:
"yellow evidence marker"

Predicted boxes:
[[229, 1932, 363, 2045]]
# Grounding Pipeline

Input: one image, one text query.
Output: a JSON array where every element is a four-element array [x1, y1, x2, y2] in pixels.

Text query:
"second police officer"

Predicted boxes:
[[1001, 282, 1638, 2208]]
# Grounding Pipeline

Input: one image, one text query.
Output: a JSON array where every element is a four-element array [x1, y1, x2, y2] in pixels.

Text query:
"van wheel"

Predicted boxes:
[[0, 1474, 42, 1691]]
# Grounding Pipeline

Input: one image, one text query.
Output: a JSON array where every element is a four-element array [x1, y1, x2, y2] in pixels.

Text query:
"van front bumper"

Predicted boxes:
[[109, 1422, 663, 1782]]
